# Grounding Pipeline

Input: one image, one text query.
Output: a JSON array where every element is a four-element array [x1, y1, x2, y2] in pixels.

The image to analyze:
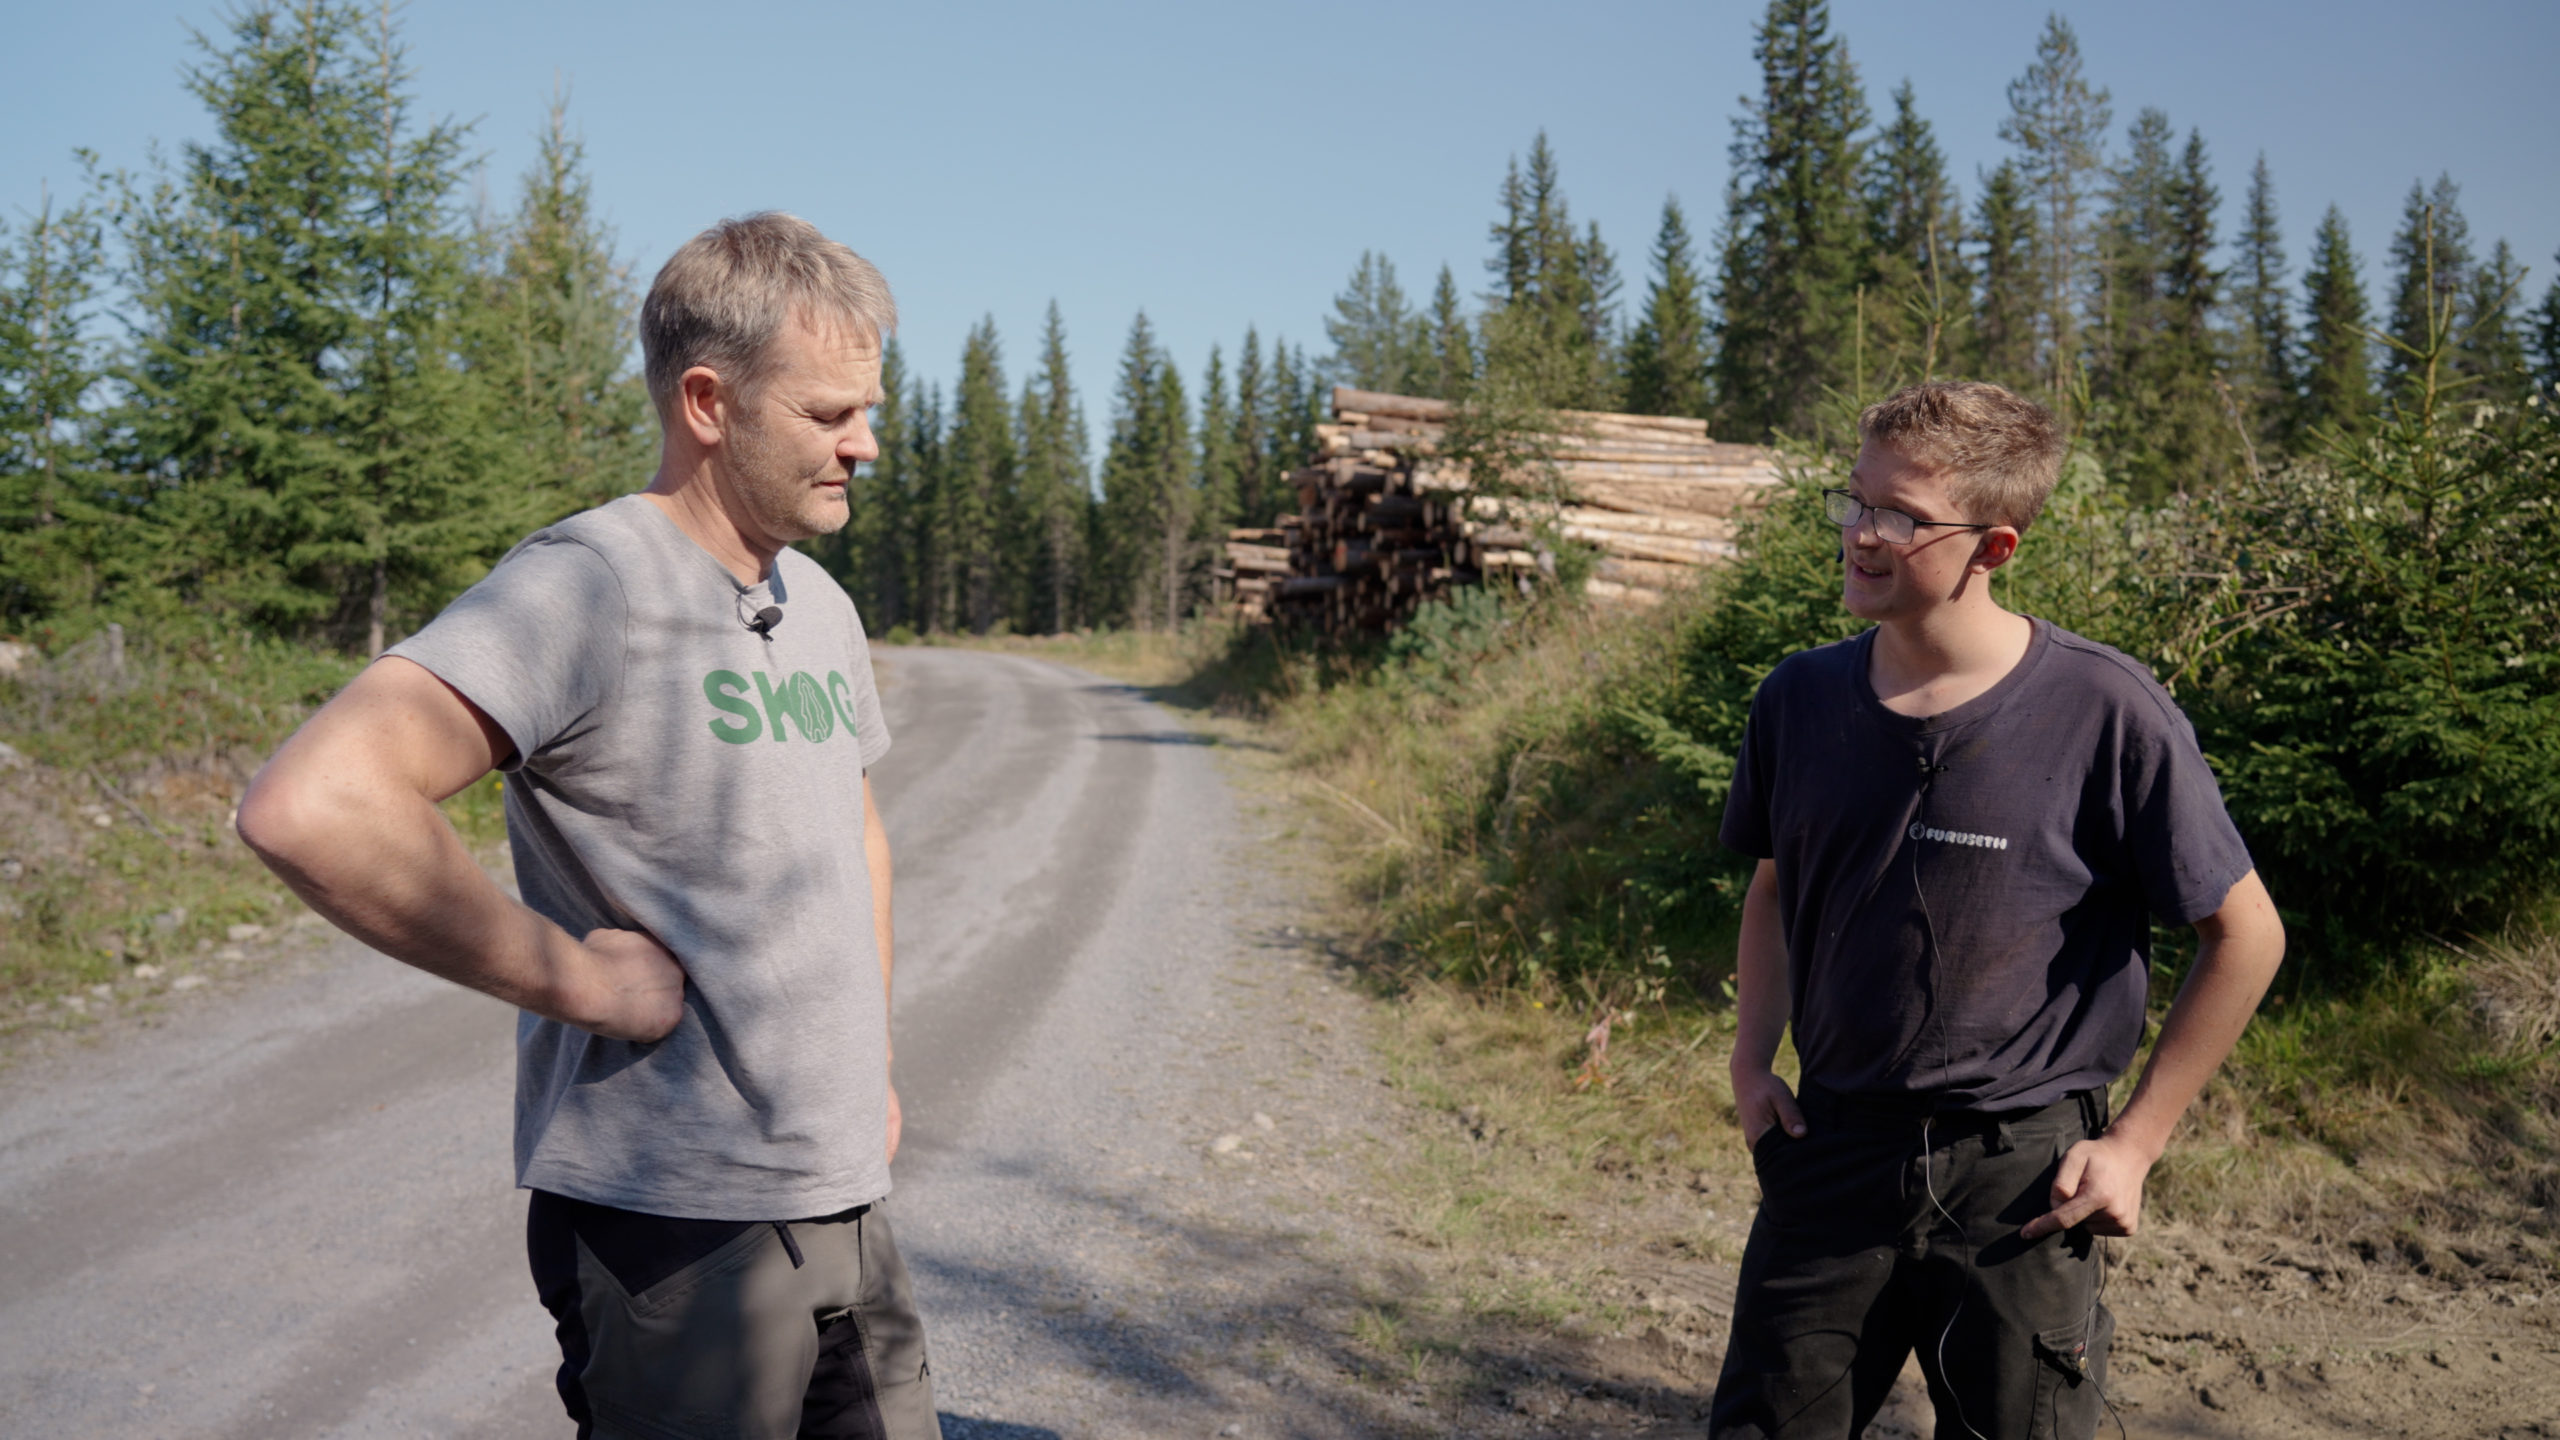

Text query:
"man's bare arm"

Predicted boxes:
[[236, 656, 686, 1042], [2022, 868, 2285, 1239], [1729, 858, 1808, 1146], [864, 772, 900, 1163]]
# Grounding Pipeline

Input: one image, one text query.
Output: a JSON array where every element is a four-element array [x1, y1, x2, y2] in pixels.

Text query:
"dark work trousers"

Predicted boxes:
[[527, 1191, 941, 1440], [1707, 1086, 2116, 1440]]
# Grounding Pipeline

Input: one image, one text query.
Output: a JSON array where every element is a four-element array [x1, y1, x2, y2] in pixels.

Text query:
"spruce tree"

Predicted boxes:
[[0, 194, 111, 621], [2384, 175, 2473, 396], [1325, 252, 1426, 393], [1232, 326, 1272, 527], [117, 1, 500, 647], [1621, 197, 1709, 417], [1970, 159, 2041, 392], [2152, 129, 2231, 490], [812, 337, 911, 629], [2456, 239, 2529, 406], [942, 318, 1014, 633], [2531, 251, 2560, 392], [1015, 303, 1089, 632], [1267, 341, 1320, 479], [1424, 265, 1475, 400], [1480, 133, 1618, 409], [116, 0, 377, 631], [1998, 13, 2113, 416], [1197, 344, 1240, 541], [1097, 313, 1169, 628], [907, 377, 947, 632], [340, 5, 508, 654], [2230, 154, 2298, 449], [1711, 0, 1871, 440], [474, 88, 649, 518], [2299, 205, 2377, 437], [1863, 80, 1970, 383]]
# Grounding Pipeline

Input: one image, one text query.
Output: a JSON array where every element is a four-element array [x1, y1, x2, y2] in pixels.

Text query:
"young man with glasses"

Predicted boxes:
[[1709, 381, 2286, 1439]]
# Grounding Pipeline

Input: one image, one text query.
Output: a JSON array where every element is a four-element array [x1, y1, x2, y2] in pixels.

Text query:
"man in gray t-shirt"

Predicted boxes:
[[242, 213, 941, 1440]]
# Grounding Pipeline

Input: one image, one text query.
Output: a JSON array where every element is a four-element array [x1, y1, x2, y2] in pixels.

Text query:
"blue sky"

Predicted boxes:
[[8, 0, 2556, 458]]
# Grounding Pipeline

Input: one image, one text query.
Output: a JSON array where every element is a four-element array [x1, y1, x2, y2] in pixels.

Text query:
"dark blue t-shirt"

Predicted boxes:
[[1720, 619, 2255, 1111]]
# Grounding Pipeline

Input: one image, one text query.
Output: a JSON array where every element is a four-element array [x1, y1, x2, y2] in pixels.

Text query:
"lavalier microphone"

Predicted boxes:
[[746, 605, 783, 637]]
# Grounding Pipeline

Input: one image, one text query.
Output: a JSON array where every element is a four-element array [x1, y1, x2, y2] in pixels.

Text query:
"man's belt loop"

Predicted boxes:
[[2075, 1087, 2106, 1136]]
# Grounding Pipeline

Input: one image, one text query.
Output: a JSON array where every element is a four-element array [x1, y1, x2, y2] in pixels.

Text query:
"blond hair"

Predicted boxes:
[[1858, 381, 2066, 532], [641, 212, 897, 419]]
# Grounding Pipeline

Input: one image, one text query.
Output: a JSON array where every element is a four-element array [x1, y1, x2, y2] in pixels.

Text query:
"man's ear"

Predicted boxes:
[[676, 366, 729, 449], [1972, 526, 2021, 574]]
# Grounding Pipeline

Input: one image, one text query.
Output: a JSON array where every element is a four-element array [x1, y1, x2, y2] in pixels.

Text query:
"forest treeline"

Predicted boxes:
[[2, 0, 2557, 648]]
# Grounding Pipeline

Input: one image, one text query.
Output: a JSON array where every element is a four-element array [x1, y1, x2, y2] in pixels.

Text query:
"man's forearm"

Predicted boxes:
[[244, 765, 585, 1017], [862, 776, 894, 1055], [2106, 871, 2285, 1160], [1730, 862, 1790, 1075]]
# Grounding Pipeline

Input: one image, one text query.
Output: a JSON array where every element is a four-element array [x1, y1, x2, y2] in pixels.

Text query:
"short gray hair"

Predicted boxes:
[[641, 212, 897, 419]]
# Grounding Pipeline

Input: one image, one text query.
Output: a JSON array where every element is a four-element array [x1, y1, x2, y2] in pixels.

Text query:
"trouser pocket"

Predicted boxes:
[[2030, 1300, 2115, 1440]]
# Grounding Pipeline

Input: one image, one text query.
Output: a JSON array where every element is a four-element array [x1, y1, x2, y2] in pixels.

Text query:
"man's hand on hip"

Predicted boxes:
[[564, 928, 689, 1043], [1733, 1068, 1808, 1148], [2022, 1131, 2152, 1240]]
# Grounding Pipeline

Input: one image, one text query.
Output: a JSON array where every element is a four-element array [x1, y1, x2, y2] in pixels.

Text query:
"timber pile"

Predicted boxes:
[[1220, 387, 1780, 629]]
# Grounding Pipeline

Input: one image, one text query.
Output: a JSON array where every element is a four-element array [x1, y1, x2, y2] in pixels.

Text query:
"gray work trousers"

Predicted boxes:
[[529, 1191, 940, 1440]]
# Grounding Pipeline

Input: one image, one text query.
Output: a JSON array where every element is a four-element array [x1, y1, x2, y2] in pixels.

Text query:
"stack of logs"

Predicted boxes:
[[1219, 387, 1780, 631]]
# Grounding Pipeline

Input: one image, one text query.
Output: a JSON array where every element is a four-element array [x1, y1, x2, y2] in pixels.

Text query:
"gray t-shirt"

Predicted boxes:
[[389, 494, 894, 1219], [1719, 619, 2255, 1111]]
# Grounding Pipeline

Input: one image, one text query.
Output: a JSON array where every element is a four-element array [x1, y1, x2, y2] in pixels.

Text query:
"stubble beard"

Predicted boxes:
[[723, 405, 848, 545]]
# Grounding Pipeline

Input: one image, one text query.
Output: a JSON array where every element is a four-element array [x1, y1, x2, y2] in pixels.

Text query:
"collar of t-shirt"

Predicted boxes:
[[1848, 617, 2054, 736]]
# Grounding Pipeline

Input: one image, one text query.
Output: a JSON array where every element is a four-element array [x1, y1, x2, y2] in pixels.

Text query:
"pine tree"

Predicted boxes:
[[1970, 159, 2041, 392], [1424, 265, 1475, 401], [1621, 197, 1709, 416], [1711, 0, 1872, 440], [2384, 175, 2473, 396], [0, 193, 111, 621], [1015, 303, 1089, 632], [2230, 154, 2298, 449], [474, 87, 649, 518], [1863, 80, 1970, 384], [1998, 13, 2113, 417], [2299, 205, 2377, 437], [1325, 251, 1426, 393], [2090, 109, 2175, 479]]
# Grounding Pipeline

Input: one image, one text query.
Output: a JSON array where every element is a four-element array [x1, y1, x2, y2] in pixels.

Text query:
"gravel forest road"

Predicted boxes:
[[0, 647, 1400, 1440]]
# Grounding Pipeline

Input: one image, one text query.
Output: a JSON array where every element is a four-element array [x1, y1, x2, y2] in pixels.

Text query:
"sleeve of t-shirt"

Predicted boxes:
[[383, 535, 627, 772], [2119, 692, 2256, 927], [844, 603, 892, 772], [1719, 679, 1777, 859]]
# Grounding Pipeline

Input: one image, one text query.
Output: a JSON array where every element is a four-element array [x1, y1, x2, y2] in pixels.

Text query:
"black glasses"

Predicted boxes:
[[1822, 489, 1992, 546]]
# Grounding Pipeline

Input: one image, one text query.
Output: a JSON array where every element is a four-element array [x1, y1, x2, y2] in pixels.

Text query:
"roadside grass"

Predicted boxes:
[[0, 617, 507, 1032]]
